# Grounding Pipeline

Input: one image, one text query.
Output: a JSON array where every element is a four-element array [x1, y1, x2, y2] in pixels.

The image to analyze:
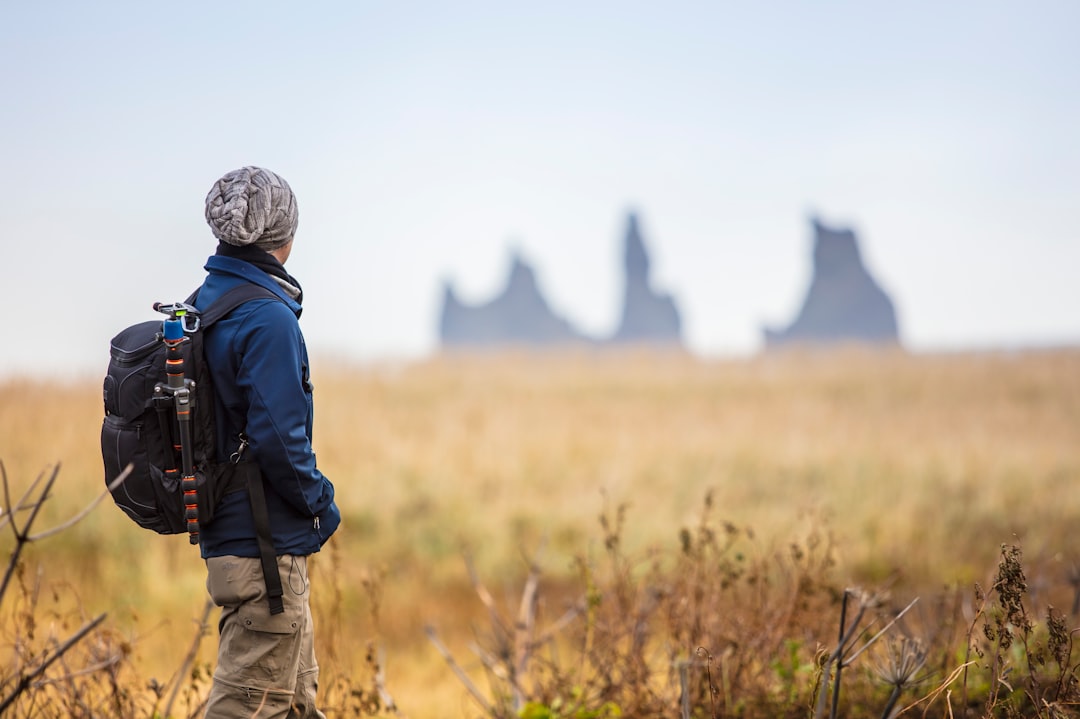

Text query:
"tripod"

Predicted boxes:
[[153, 301, 202, 545]]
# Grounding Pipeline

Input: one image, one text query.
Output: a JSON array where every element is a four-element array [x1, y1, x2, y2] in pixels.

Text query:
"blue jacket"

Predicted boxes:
[[194, 255, 340, 559]]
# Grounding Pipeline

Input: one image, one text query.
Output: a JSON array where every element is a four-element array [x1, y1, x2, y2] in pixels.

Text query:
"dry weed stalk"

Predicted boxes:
[[310, 551, 400, 716], [426, 544, 582, 718], [0, 461, 242, 717], [0, 461, 130, 714], [812, 587, 920, 719], [431, 496, 852, 718], [874, 635, 928, 718], [961, 544, 1080, 718], [161, 597, 215, 719]]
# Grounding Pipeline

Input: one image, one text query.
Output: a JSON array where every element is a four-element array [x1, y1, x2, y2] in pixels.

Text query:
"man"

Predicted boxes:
[[195, 166, 341, 717]]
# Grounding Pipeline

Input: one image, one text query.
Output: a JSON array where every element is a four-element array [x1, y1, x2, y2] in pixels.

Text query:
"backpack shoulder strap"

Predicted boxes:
[[186, 283, 284, 328], [186, 281, 288, 616]]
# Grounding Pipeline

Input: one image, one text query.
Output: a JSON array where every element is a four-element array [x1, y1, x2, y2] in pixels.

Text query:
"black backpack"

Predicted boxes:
[[101, 283, 286, 614]]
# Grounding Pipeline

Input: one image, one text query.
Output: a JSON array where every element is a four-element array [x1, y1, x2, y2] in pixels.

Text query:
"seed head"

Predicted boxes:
[[875, 636, 927, 688]]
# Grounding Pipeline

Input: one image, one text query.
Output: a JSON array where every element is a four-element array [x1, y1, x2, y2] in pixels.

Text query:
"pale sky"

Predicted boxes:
[[2, 1, 1078, 376]]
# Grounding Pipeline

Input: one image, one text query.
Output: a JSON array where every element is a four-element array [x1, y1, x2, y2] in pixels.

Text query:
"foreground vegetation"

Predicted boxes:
[[0, 348, 1078, 717]]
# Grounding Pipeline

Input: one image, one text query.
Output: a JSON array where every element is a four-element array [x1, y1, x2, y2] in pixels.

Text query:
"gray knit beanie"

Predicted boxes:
[[204, 166, 298, 251]]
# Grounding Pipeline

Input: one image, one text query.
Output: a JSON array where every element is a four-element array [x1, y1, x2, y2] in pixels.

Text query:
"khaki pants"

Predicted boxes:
[[205, 555, 326, 719]]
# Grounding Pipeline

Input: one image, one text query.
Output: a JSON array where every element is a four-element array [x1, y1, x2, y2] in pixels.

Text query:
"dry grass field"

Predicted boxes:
[[1, 348, 1078, 717]]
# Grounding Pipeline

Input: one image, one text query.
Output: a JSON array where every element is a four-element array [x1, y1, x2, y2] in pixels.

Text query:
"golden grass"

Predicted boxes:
[[1, 348, 1078, 716]]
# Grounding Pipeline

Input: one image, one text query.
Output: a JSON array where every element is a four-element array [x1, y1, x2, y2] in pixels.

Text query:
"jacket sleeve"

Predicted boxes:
[[233, 300, 336, 519]]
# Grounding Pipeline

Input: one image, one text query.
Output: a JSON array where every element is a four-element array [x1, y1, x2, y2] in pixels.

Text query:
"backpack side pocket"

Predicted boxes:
[[101, 415, 185, 534]]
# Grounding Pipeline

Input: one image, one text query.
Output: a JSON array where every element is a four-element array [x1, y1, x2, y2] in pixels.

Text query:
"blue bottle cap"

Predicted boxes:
[[163, 318, 184, 341]]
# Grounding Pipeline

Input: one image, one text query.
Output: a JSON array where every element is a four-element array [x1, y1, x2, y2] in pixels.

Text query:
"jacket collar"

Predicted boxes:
[[213, 242, 303, 302], [204, 255, 303, 317]]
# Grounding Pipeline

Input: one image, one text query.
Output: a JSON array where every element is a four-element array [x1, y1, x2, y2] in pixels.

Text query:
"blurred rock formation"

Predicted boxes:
[[764, 218, 900, 348], [439, 253, 588, 347], [438, 212, 683, 349], [611, 213, 682, 345]]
